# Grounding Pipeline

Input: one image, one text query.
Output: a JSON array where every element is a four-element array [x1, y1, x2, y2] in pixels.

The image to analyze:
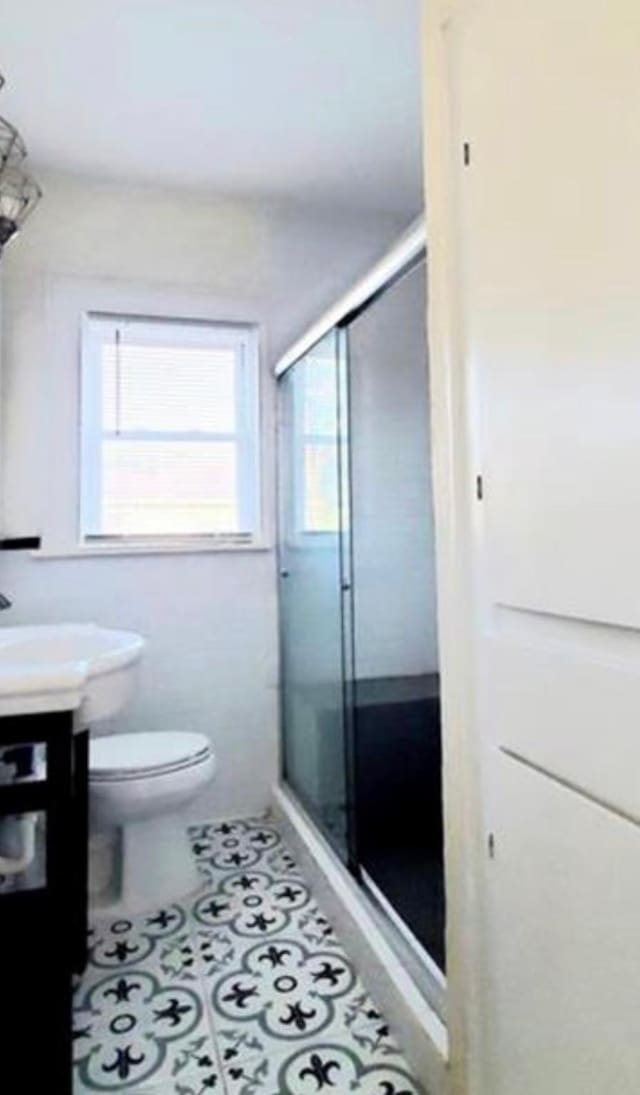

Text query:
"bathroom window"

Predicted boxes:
[[290, 343, 341, 536], [80, 313, 260, 544]]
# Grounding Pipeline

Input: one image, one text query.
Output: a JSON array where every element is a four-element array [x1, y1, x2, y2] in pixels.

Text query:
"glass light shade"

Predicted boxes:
[[0, 166, 41, 249], [0, 116, 27, 172]]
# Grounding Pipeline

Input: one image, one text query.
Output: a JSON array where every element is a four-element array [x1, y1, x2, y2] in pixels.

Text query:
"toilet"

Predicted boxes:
[[89, 731, 215, 912]]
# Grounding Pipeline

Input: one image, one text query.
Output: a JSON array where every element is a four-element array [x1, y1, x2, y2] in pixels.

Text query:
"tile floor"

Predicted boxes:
[[73, 815, 427, 1094]]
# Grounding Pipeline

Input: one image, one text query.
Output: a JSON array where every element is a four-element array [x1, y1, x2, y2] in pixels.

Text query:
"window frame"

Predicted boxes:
[[79, 311, 262, 548]]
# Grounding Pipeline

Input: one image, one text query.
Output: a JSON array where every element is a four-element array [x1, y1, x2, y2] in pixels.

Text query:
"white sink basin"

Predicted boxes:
[[0, 623, 145, 722]]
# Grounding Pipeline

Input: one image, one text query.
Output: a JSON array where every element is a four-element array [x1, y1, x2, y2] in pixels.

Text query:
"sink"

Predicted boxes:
[[0, 624, 145, 722]]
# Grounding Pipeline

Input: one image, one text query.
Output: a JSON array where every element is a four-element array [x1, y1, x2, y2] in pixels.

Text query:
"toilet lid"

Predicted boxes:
[[90, 731, 212, 781]]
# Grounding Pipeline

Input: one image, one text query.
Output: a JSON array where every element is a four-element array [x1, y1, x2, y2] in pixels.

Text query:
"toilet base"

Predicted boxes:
[[120, 812, 202, 913]]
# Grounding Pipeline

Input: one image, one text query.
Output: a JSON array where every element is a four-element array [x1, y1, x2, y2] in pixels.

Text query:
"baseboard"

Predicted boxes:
[[272, 783, 449, 1095]]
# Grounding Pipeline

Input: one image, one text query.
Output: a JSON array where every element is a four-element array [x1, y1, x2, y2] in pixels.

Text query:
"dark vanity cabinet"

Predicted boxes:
[[0, 711, 89, 1094]]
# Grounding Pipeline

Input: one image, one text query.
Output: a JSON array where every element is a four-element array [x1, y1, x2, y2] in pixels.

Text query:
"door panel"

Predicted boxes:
[[487, 634, 640, 822], [453, 0, 640, 630], [488, 753, 640, 1095]]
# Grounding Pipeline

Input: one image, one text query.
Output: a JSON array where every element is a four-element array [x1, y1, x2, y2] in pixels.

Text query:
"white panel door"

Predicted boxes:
[[440, 1, 640, 1091]]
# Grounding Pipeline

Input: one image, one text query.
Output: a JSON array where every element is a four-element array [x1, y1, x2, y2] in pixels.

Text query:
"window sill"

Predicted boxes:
[[31, 537, 272, 559]]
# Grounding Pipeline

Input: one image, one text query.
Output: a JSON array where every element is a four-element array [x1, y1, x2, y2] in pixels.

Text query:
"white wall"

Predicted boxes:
[[349, 260, 438, 679], [0, 172, 405, 819]]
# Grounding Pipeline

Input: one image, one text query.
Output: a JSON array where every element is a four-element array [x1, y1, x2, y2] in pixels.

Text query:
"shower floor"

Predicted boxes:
[[354, 673, 445, 973], [73, 814, 427, 1094], [361, 841, 446, 971]]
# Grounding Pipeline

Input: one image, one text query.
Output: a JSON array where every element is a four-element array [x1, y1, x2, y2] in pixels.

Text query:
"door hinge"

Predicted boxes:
[[476, 474, 484, 500]]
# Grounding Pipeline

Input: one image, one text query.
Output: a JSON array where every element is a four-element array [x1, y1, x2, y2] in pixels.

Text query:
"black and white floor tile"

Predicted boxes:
[[73, 816, 426, 1095]]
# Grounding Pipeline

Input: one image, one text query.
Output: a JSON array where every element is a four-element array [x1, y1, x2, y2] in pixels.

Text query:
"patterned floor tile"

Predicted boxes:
[[84, 906, 196, 984], [191, 870, 312, 940], [205, 931, 411, 1086], [212, 989, 407, 1076], [82, 1068, 222, 1095], [74, 908, 212, 1092], [211, 936, 357, 1049], [188, 819, 285, 885], [219, 1041, 425, 1095], [271, 1042, 425, 1094], [187, 873, 342, 1002], [73, 968, 216, 1092], [294, 903, 342, 950], [74, 813, 426, 1094]]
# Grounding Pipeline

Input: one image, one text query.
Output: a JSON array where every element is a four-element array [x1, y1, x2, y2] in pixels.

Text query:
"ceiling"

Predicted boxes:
[[0, 0, 423, 216]]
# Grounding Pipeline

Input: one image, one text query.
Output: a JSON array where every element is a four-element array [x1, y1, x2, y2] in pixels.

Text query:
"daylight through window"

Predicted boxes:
[[80, 314, 260, 542]]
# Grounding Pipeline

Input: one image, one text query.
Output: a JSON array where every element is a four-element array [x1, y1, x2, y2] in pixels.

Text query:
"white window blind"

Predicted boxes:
[[80, 314, 260, 543]]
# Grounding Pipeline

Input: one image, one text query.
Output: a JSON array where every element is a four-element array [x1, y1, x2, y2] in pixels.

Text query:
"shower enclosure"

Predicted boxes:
[[277, 223, 445, 985]]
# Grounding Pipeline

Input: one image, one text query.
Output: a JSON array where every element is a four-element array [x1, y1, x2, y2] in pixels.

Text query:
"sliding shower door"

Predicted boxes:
[[277, 236, 445, 984], [347, 260, 445, 973], [278, 331, 351, 862]]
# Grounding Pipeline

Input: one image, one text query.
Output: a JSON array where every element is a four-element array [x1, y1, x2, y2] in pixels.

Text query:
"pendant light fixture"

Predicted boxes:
[[0, 71, 42, 254], [0, 116, 26, 172], [0, 166, 42, 249]]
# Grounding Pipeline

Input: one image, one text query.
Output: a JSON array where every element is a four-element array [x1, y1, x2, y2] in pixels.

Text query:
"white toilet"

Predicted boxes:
[[89, 731, 216, 912]]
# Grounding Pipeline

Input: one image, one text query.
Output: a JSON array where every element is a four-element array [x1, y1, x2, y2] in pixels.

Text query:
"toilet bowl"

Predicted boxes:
[[89, 731, 215, 912]]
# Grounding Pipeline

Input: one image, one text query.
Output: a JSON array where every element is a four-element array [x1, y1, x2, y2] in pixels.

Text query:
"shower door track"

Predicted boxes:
[[274, 217, 426, 379], [275, 214, 445, 1017]]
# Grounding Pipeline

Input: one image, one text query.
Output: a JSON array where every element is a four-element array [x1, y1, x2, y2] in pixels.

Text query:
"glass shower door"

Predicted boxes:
[[347, 260, 446, 973], [278, 331, 351, 861]]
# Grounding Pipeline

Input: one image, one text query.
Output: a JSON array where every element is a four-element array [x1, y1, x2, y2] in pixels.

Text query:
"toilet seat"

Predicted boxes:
[[90, 731, 212, 783]]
